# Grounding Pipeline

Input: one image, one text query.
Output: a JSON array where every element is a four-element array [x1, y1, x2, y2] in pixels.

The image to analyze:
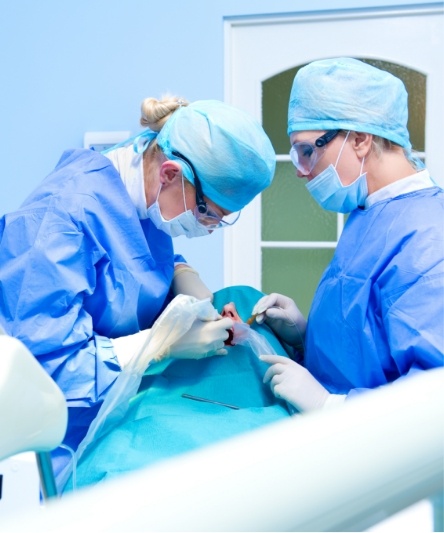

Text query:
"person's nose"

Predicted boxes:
[[296, 169, 309, 179]]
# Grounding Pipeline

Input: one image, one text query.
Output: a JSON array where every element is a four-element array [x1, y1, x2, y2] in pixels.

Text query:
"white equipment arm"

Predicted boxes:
[[3, 366, 443, 532]]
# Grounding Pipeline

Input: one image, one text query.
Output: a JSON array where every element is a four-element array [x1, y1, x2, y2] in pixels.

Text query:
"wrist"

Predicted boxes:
[[323, 393, 347, 409]]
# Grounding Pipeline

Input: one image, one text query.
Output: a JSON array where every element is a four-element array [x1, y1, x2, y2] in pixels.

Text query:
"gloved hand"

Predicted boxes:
[[252, 293, 306, 348], [260, 354, 345, 412], [172, 264, 214, 302], [159, 316, 234, 360]]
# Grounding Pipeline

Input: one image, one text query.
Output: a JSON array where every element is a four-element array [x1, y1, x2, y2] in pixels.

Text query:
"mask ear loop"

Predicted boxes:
[[180, 173, 188, 213], [157, 165, 189, 219], [334, 131, 351, 168]]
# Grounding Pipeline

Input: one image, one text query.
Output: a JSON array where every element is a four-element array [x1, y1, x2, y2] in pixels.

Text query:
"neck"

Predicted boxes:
[[365, 149, 417, 195], [143, 149, 164, 207]]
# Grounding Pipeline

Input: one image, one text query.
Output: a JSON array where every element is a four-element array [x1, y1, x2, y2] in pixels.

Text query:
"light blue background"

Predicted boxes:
[[0, 0, 428, 292]]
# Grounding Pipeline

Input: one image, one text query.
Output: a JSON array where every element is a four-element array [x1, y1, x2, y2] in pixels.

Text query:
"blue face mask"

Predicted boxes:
[[305, 133, 368, 214]]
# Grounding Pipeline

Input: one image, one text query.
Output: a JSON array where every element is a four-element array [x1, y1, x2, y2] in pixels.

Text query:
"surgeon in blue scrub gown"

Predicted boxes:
[[0, 95, 276, 477], [252, 58, 444, 412]]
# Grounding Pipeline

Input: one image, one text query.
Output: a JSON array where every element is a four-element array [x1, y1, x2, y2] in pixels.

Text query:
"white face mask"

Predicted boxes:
[[147, 182, 211, 239], [305, 132, 368, 213]]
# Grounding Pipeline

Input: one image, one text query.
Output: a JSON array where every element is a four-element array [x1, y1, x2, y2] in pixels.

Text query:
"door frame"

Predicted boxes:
[[223, 4, 444, 289]]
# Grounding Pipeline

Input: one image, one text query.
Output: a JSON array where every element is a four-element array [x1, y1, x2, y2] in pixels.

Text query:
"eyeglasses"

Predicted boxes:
[[171, 151, 241, 229], [289, 130, 340, 175]]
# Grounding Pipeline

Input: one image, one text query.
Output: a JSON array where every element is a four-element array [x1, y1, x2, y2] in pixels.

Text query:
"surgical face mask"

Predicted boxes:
[[305, 132, 368, 213], [147, 183, 211, 239]]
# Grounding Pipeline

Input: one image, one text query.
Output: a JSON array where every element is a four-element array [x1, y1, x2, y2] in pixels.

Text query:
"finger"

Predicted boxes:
[[202, 317, 233, 338], [259, 354, 289, 365], [252, 293, 280, 315], [270, 380, 286, 400], [255, 312, 266, 324], [251, 296, 266, 316], [212, 321, 234, 343], [265, 307, 285, 321], [263, 366, 275, 384], [200, 347, 228, 359], [263, 362, 286, 383], [215, 317, 234, 329]]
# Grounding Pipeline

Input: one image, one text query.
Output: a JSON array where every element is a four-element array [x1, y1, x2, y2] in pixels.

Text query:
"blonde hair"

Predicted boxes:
[[140, 94, 189, 132], [371, 135, 395, 157], [371, 134, 421, 171]]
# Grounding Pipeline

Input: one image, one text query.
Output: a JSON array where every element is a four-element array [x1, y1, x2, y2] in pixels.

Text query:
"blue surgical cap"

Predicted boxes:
[[157, 100, 276, 212], [287, 57, 411, 150]]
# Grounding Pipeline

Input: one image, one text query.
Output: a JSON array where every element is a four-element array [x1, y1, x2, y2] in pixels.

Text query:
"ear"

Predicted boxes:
[[159, 160, 182, 185], [352, 132, 373, 158]]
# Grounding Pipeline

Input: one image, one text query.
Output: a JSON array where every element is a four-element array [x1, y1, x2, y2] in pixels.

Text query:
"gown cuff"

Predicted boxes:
[[112, 329, 151, 368]]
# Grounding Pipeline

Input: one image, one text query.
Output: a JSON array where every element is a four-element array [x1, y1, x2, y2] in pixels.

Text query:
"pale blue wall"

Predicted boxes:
[[0, 0, 428, 292]]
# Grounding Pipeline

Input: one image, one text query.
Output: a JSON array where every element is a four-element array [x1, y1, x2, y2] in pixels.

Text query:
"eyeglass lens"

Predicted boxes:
[[194, 206, 240, 229], [171, 150, 240, 229], [290, 130, 340, 174]]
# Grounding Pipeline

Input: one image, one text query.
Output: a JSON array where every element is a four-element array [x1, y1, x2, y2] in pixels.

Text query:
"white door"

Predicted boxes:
[[223, 5, 444, 313]]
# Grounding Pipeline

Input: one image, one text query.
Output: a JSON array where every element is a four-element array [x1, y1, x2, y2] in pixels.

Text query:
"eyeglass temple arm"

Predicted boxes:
[[315, 129, 340, 147], [171, 150, 207, 214]]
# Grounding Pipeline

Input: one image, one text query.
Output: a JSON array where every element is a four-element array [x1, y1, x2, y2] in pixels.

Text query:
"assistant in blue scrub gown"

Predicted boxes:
[[253, 58, 443, 412]]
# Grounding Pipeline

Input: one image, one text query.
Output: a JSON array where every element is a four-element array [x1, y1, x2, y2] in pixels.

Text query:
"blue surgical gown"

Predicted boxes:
[[305, 186, 444, 394], [0, 148, 183, 453]]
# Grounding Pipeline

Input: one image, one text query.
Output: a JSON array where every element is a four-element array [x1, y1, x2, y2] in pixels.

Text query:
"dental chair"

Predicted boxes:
[[0, 330, 68, 502]]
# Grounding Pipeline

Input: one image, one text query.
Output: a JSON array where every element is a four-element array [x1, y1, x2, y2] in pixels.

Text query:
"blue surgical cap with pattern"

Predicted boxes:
[[287, 57, 411, 150], [157, 100, 276, 212]]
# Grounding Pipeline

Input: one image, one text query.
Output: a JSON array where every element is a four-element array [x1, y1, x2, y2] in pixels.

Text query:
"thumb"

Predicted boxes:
[[265, 307, 284, 321]]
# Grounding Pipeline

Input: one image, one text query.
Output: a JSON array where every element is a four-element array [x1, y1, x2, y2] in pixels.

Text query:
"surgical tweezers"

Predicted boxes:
[[181, 393, 240, 410]]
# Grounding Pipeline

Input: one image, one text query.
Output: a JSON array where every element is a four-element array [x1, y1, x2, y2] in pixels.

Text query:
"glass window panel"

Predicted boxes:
[[262, 66, 300, 155], [262, 248, 335, 318], [262, 161, 337, 242]]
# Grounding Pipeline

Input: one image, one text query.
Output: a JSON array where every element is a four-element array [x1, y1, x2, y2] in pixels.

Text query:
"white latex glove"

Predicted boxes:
[[252, 293, 306, 348], [172, 264, 214, 302], [260, 354, 346, 412], [160, 316, 234, 360], [112, 329, 150, 368]]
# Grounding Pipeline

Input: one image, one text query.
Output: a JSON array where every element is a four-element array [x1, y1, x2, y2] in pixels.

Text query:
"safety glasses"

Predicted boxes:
[[290, 130, 340, 175], [171, 151, 241, 229]]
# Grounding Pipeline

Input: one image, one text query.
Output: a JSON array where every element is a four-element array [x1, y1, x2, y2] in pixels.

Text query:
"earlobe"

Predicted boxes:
[[159, 161, 182, 185]]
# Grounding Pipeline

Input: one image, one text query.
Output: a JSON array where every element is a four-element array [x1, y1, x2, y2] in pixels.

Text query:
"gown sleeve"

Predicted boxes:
[[0, 203, 121, 409], [347, 270, 444, 398]]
